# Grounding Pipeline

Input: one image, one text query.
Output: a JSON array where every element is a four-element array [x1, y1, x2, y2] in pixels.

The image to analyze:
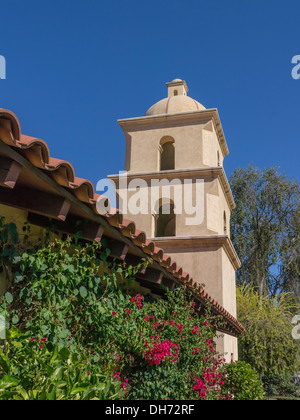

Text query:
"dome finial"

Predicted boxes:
[[166, 79, 189, 98], [145, 79, 206, 116]]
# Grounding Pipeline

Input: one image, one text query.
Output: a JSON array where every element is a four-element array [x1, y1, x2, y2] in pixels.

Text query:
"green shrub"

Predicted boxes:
[[0, 226, 262, 400], [0, 327, 123, 400], [263, 373, 299, 399], [0, 237, 230, 400], [223, 361, 266, 400]]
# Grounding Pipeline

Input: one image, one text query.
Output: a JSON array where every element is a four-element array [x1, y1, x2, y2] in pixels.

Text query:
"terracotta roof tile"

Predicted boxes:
[[0, 108, 246, 335]]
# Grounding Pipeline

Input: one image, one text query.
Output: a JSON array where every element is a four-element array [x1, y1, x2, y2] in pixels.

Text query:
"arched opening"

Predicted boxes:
[[160, 137, 175, 171], [174, 90, 178, 96], [217, 150, 220, 166], [223, 211, 227, 234], [154, 200, 176, 238]]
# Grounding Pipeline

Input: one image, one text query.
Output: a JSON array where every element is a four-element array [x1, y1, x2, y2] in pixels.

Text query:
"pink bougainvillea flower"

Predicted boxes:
[[121, 378, 129, 390], [176, 324, 183, 333], [113, 372, 121, 381], [144, 338, 180, 366], [112, 311, 117, 316]]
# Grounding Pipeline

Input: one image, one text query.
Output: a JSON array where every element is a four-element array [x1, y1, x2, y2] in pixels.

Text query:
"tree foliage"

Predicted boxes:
[[230, 166, 300, 298], [237, 283, 299, 377]]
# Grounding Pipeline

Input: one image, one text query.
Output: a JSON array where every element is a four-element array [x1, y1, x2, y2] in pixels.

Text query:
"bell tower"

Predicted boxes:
[[108, 79, 241, 362]]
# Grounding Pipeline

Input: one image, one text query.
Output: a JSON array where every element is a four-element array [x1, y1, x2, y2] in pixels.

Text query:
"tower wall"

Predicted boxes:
[[124, 116, 225, 173], [109, 80, 241, 362]]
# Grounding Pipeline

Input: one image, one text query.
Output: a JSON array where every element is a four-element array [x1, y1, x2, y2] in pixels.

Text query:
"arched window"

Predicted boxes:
[[174, 90, 178, 96], [217, 150, 220, 166], [160, 137, 175, 171], [154, 200, 176, 237], [223, 211, 227, 234]]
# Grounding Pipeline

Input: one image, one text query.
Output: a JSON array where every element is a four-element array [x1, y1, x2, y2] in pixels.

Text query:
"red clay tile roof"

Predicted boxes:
[[0, 108, 246, 335]]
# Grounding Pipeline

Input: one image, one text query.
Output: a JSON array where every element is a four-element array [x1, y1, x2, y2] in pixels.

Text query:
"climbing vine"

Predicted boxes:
[[0, 217, 265, 400]]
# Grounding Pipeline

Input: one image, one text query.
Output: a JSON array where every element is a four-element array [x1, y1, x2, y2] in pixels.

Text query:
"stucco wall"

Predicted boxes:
[[0, 204, 53, 297], [221, 247, 237, 318], [124, 118, 225, 174], [215, 334, 238, 363], [114, 174, 232, 239]]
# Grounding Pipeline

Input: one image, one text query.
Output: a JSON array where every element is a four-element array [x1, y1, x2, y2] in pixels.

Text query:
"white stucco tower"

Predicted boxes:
[[109, 79, 241, 362]]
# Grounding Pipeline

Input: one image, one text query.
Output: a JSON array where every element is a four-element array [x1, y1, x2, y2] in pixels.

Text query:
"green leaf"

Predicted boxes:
[[93, 354, 100, 363], [71, 382, 90, 394], [4, 292, 13, 304], [50, 367, 63, 382], [59, 347, 70, 361], [46, 390, 56, 400], [9, 326, 22, 339], [0, 375, 20, 390], [79, 286, 88, 299], [14, 272, 23, 283]]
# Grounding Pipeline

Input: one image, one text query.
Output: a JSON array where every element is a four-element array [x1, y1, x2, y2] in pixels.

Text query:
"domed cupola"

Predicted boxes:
[[145, 79, 206, 116]]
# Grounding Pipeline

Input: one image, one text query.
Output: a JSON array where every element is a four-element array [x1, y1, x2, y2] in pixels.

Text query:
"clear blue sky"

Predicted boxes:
[[1, 0, 299, 188]]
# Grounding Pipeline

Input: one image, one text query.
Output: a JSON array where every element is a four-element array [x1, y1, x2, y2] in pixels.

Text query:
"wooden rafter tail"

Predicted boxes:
[[0, 186, 71, 221], [0, 158, 22, 189]]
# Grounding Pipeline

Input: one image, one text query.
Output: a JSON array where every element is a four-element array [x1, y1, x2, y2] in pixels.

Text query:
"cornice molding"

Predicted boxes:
[[118, 108, 229, 157], [151, 235, 241, 271], [108, 166, 236, 210]]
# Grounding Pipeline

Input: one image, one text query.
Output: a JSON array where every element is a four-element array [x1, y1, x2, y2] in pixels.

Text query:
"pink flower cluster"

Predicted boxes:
[[30, 337, 48, 349], [113, 372, 121, 381], [191, 347, 203, 355], [193, 377, 207, 399], [176, 324, 183, 333], [113, 372, 129, 396], [143, 337, 180, 366], [121, 378, 129, 391], [191, 325, 200, 334], [131, 294, 143, 310], [206, 339, 215, 354], [193, 365, 227, 400]]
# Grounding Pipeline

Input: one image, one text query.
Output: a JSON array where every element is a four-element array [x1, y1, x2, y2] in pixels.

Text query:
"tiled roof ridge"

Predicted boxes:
[[0, 108, 246, 334]]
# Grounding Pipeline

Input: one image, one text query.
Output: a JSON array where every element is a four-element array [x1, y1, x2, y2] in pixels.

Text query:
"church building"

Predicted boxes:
[[109, 79, 241, 361], [0, 80, 244, 363]]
